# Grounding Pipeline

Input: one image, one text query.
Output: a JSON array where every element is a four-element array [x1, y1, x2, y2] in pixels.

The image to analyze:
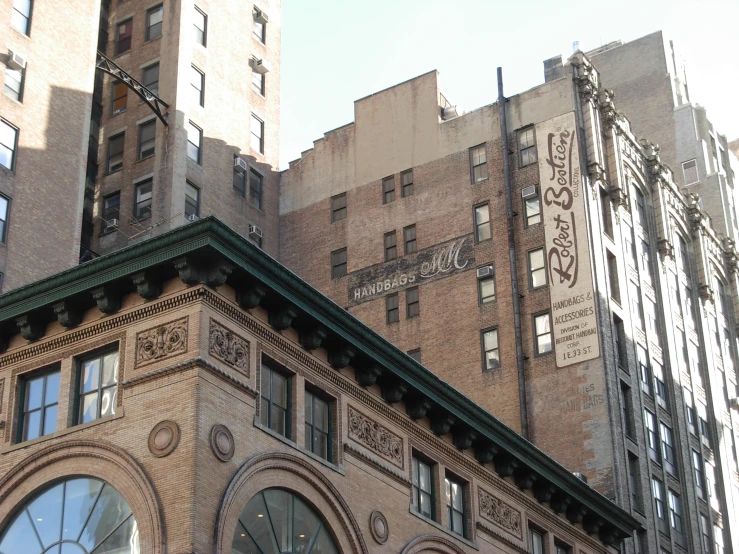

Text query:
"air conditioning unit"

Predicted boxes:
[[249, 224, 263, 239], [476, 265, 494, 279], [441, 105, 459, 120], [7, 51, 26, 71], [234, 157, 248, 172], [572, 472, 588, 484], [254, 8, 269, 24], [106, 218, 119, 229], [729, 397, 739, 410], [251, 58, 270, 74], [187, 214, 199, 222], [521, 185, 538, 200]]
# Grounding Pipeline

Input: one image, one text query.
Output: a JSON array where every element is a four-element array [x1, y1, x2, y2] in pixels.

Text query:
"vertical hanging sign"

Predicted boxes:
[[536, 112, 600, 367]]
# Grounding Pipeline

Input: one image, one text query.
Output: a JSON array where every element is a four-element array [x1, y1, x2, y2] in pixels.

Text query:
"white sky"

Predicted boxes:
[[279, 0, 738, 171]]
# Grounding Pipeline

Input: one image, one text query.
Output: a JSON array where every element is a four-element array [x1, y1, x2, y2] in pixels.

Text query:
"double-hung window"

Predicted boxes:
[[253, 8, 266, 42], [412, 455, 434, 519], [653, 362, 668, 409], [11, 0, 33, 35], [645, 409, 660, 462], [522, 186, 541, 226], [77, 349, 119, 424], [138, 120, 156, 159], [115, 20, 133, 55], [401, 169, 414, 197], [191, 66, 204, 106], [112, 81, 128, 114], [233, 161, 246, 197], [0, 120, 18, 171], [252, 70, 265, 95], [518, 127, 536, 167], [249, 169, 263, 209], [632, 185, 647, 227], [406, 287, 419, 318], [692, 450, 705, 498], [652, 478, 667, 532], [474, 203, 491, 242], [330, 248, 346, 279], [19, 368, 60, 442], [386, 293, 399, 323], [4, 62, 24, 102], [470, 144, 487, 182], [384, 231, 397, 261], [478, 266, 495, 304], [668, 491, 684, 538], [534, 313, 552, 355], [250, 114, 264, 154], [260, 364, 289, 438], [185, 182, 199, 218], [660, 423, 676, 474], [142, 63, 159, 96], [134, 179, 152, 220], [107, 133, 124, 172], [102, 193, 120, 233], [331, 193, 346, 222], [186, 121, 202, 163], [528, 248, 547, 288], [529, 528, 545, 554], [404, 225, 417, 254], [682, 159, 699, 185], [445, 475, 465, 537], [146, 5, 163, 41], [305, 389, 331, 462], [482, 328, 499, 369], [382, 176, 395, 204], [194, 7, 207, 46]]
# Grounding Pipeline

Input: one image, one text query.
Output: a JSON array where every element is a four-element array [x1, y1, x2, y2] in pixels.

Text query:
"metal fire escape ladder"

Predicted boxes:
[[95, 51, 169, 126]]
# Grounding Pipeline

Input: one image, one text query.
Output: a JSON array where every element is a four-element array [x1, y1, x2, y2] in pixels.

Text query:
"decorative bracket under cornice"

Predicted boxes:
[[131, 270, 162, 300], [91, 285, 121, 314], [16, 314, 45, 342], [53, 300, 82, 329]]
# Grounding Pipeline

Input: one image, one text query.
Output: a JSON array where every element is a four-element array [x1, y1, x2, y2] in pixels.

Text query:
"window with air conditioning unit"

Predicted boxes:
[[248, 224, 263, 247], [251, 58, 270, 74], [477, 265, 495, 304], [234, 157, 248, 172]]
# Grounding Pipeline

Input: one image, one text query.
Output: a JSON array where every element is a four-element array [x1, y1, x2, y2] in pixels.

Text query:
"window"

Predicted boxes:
[[534, 313, 552, 355], [555, 543, 570, 554], [607, 252, 620, 302], [677, 234, 690, 275], [470, 144, 487, 182], [614, 316, 627, 368], [478, 267, 495, 304], [523, 186, 541, 226], [408, 349, 421, 362], [330, 248, 346, 279], [107, 133, 124, 172], [250, 114, 264, 153], [138, 120, 156, 159], [640, 240, 653, 283], [134, 179, 152, 220], [528, 248, 547, 288], [645, 409, 660, 462], [77, 349, 119, 424], [252, 69, 265, 95], [645, 299, 658, 338], [194, 7, 207, 46], [112, 80, 128, 114], [406, 287, 419, 318], [233, 163, 246, 197], [249, 169, 263, 209], [474, 203, 491, 242], [331, 193, 346, 222], [686, 397, 696, 435], [3, 63, 24, 102], [628, 454, 641, 509], [652, 478, 667, 530], [632, 185, 646, 227], [529, 528, 545, 554], [668, 491, 684, 537], [0, 195, 9, 243], [253, 8, 266, 42], [621, 383, 634, 437], [445, 475, 465, 536], [191, 66, 204, 106], [660, 423, 676, 474], [260, 364, 289, 437], [699, 414, 712, 449], [518, 127, 536, 167], [19, 368, 60, 441], [631, 283, 644, 330], [305, 389, 331, 462], [700, 515, 711, 554], [482, 328, 500, 369], [401, 169, 414, 197], [601, 190, 613, 236], [714, 525, 724, 554], [146, 5, 163, 41], [115, 19, 133, 55], [683, 159, 699, 185], [102, 193, 120, 233], [185, 182, 199, 218], [11, 0, 32, 35], [404, 225, 417, 254], [653, 362, 668, 409], [142, 63, 159, 96], [386, 293, 399, 323], [384, 231, 397, 261], [412, 455, 434, 519], [382, 176, 395, 204], [624, 233, 635, 268], [186, 121, 202, 163], [693, 450, 705, 499]]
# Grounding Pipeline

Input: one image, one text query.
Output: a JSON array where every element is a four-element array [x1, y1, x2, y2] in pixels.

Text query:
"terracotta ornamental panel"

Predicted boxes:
[[209, 319, 250, 377], [535, 112, 600, 367], [135, 317, 189, 368], [347, 405, 404, 469], [347, 234, 475, 306], [478, 487, 523, 539]]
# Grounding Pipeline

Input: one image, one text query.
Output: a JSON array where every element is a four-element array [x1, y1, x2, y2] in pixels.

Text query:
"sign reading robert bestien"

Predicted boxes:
[[348, 235, 474, 306], [535, 112, 600, 367]]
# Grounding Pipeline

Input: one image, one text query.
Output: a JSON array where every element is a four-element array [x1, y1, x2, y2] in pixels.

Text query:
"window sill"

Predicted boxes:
[[136, 155, 155, 163], [409, 506, 478, 550], [133, 215, 151, 223], [1, 411, 125, 454], [110, 110, 127, 118], [479, 299, 497, 307], [2, 92, 23, 105], [10, 26, 31, 40], [253, 417, 345, 475], [113, 51, 131, 60], [143, 36, 162, 45], [534, 350, 553, 359], [106, 168, 124, 176], [471, 178, 489, 185], [529, 284, 548, 292]]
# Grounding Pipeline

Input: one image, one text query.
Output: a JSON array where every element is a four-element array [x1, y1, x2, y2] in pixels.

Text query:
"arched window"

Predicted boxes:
[[0, 477, 139, 554], [232, 489, 338, 554]]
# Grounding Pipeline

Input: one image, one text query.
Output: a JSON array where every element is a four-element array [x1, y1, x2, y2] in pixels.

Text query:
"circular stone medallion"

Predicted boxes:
[[369, 510, 389, 544], [148, 420, 180, 458], [210, 424, 235, 462]]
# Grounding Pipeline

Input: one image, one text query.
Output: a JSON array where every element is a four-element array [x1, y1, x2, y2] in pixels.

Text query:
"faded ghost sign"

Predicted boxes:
[[348, 235, 474, 306], [535, 112, 600, 367]]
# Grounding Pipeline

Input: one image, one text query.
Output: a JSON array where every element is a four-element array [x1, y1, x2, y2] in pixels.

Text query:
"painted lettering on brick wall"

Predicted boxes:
[[536, 112, 600, 367], [348, 235, 474, 306]]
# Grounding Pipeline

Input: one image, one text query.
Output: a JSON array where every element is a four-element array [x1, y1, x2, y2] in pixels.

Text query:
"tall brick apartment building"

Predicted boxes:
[[279, 55, 739, 554], [0, 218, 639, 553]]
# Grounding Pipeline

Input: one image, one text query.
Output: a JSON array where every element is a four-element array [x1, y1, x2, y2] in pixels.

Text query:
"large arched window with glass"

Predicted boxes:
[[0, 477, 139, 554], [232, 489, 338, 554]]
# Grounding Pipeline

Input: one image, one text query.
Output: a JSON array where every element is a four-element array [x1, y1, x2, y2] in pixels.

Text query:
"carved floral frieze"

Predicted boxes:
[[135, 317, 189, 368], [347, 406, 404, 469], [209, 319, 250, 376], [478, 487, 522, 539]]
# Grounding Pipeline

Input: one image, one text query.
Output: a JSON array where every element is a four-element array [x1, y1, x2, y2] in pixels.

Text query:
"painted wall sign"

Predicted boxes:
[[535, 112, 600, 367], [348, 234, 474, 306]]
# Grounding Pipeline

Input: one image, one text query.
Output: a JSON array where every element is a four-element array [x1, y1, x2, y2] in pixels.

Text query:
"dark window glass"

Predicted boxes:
[[20, 369, 60, 442], [3, 64, 25, 102], [233, 163, 246, 197], [652, 478, 667, 532], [386, 293, 399, 323], [186, 121, 202, 163], [134, 179, 152, 220], [633, 185, 647, 227], [518, 128, 536, 167], [191, 66, 204, 106], [0, 120, 18, 171], [107, 133, 124, 172], [401, 169, 414, 197], [331, 193, 346, 222], [384, 231, 397, 261], [250, 114, 264, 154], [482, 328, 499, 369], [185, 182, 199, 218], [142, 63, 159, 96], [404, 225, 417, 254], [628, 454, 641, 509], [638, 347, 651, 395], [528, 248, 547, 288], [445, 475, 465, 536], [102, 193, 120, 233], [331, 248, 346, 279], [621, 383, 634, 437], [607, 252, 620, 302], [474, 203, 491, 242], [146, 5, 163, 41], [470, 144, 487, 182], [406, 287, 419, 318], [478, 270, 495, 304], [249, 169, 263, 209], [660, 423, 676, 474], [412, 456, 434, 519], [115, 20, 133, 55], [653, 362, 668, 410], [534, 313, 552, 355], [138, 120, 156, 159], [668, 490, 684, 537], [194, 7, 207, 46], [305, 389, 331, 462], [11, 0, 32, 35], [692, 450, 705, 498], [112, 81, 128, 114], [614, 315, 626, 368], [601, 190, 613, 236], [382, 176, 395, 204], [77, 349, 119, 424], [260, 364, 289, 437]]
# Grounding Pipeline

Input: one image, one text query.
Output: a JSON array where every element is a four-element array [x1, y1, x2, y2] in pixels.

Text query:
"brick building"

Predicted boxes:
[[0, 217, 638, 553], [279, 55, 739, 554]]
